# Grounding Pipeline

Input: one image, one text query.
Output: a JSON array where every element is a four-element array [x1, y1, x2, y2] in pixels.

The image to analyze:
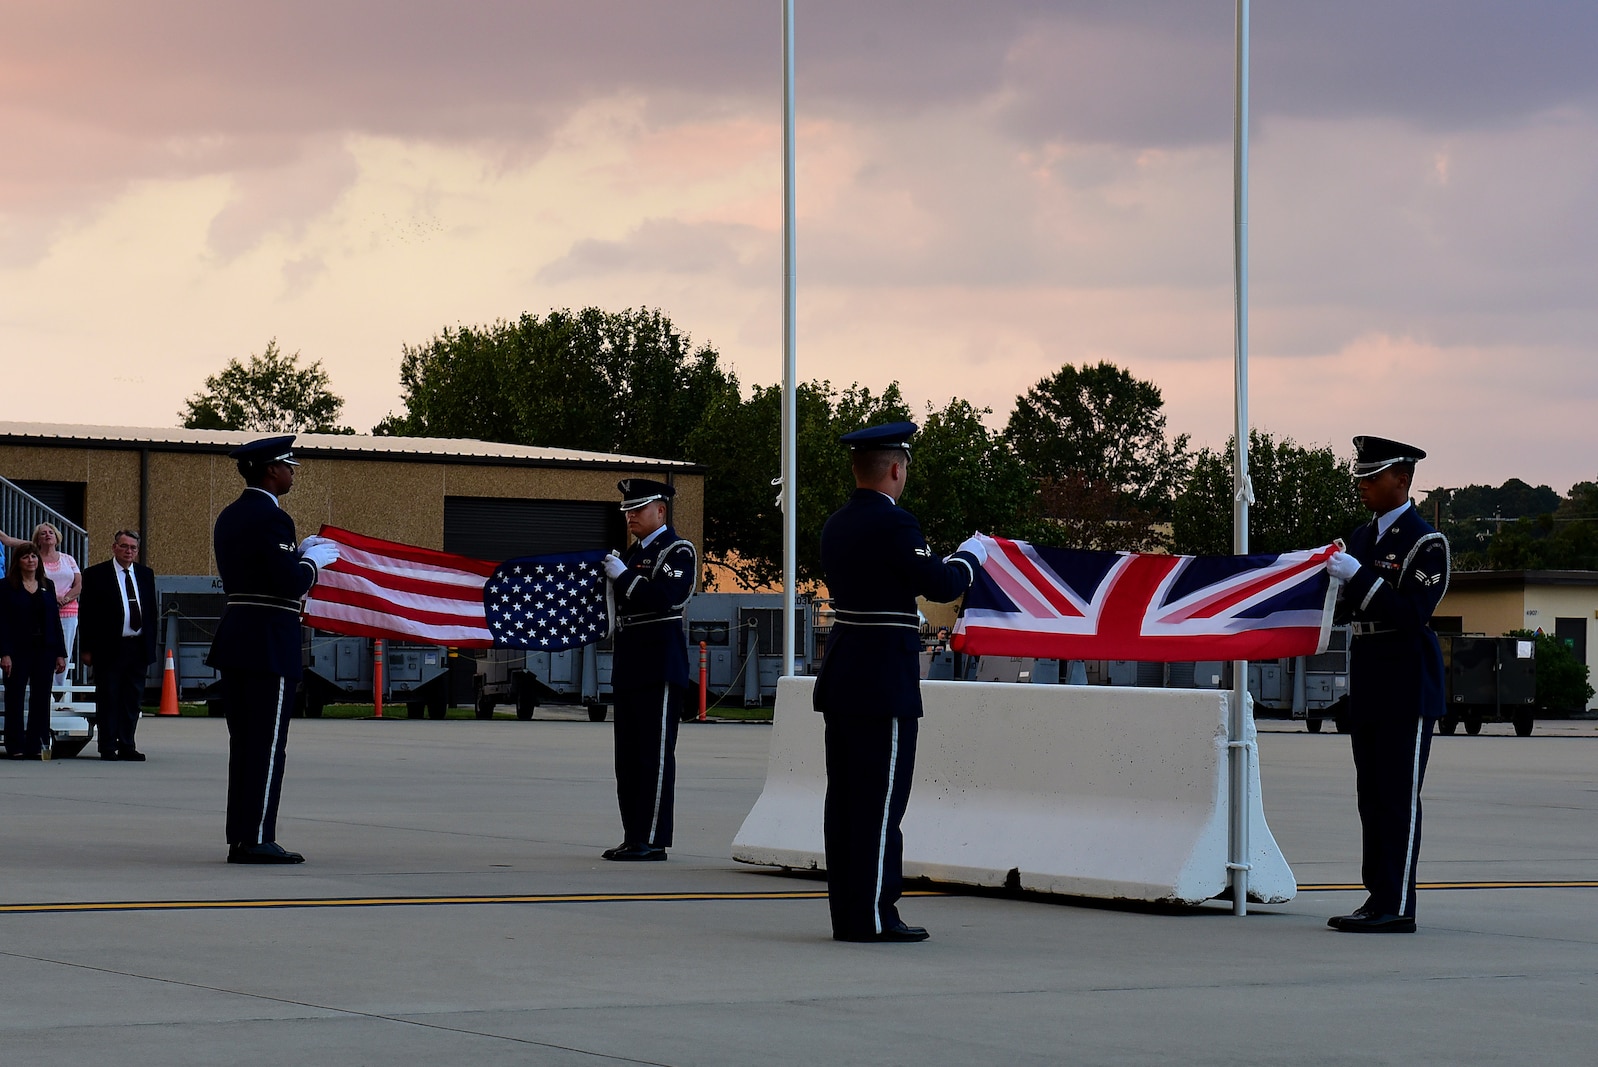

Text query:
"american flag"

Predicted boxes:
[[302, 526, 499, 647], [484, 550, 612, 651], [952, 535, 1339, 661]]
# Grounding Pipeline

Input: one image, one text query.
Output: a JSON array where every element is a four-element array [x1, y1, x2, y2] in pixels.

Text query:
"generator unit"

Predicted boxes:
[[146, 574, 229, 700], [1438, 635, 1537, 736], [301, 634, 452, 718], [1242, 626, 1351, 732]]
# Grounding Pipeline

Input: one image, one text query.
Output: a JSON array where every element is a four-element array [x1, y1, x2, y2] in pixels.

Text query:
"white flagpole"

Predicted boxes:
[[780, 0, 798, 678], [1229, 0, 1253, 916]]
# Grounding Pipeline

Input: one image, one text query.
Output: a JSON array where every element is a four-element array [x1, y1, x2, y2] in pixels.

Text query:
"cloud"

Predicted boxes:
[[538, 218, 767, 283], [3, 1, 1597, 496], [206, 139, 360, 258], [1249, 112, 1598, 357], [1243, 333, 1598, 493]]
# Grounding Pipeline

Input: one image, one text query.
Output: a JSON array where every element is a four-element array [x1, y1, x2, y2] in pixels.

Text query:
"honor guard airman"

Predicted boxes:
[[813, 421, 986, 942], [1325, 435, 1450, 933], [599, 477, 697, 861], [207, 436, 340, 864]]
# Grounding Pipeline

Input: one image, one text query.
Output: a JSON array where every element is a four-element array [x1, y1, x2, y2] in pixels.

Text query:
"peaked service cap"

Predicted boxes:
[[228, 435, 299, 466], [618, 478, 676, 511], [1351, 435, 1427, 478], [839, 421, 917, 454]]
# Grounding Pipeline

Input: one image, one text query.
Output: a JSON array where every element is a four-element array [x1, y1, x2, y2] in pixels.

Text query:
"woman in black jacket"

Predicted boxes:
[[0, 543, 68, 759]]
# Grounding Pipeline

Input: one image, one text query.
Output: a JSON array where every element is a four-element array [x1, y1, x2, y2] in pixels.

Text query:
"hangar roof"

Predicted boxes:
[[0, 422, 698, 471]]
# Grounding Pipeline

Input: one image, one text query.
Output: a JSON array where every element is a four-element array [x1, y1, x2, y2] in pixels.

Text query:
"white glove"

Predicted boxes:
[[955, 535, 989, 566], [602, 552, 628, 581], [1326, 550, 1360, 583], [302, 542, 341, 570]]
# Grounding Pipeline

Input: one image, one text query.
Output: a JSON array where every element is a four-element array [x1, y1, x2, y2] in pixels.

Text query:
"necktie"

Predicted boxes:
[[124, 568, 142, 632]]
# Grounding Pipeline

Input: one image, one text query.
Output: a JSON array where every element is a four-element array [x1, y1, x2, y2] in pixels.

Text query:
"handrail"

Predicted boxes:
[[0, 474, 89, 566]]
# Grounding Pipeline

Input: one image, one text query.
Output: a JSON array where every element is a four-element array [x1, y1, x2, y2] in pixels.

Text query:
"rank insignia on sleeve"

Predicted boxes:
[[914, 546, 932, 557]]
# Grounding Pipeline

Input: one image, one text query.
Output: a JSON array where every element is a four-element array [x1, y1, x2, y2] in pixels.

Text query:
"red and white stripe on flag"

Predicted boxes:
[[302, 526, 497, 647]]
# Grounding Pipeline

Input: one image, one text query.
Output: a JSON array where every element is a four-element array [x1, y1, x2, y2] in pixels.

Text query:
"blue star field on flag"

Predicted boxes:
[[483, 549, 613, 651]]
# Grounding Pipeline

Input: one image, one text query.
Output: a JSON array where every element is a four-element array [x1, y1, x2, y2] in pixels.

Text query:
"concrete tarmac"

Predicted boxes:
[[3, 711, 1595, 1066]]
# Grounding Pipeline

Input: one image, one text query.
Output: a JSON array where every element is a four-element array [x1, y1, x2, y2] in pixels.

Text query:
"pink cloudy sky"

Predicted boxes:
[[2, 2, 1594, 496]]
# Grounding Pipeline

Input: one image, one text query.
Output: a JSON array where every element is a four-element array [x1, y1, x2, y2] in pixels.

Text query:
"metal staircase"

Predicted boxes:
[[0, 473, 88, 565]]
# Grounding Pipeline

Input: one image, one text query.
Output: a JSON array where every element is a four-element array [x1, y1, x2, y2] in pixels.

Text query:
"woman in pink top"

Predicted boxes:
[[12, 524, 81, 688]]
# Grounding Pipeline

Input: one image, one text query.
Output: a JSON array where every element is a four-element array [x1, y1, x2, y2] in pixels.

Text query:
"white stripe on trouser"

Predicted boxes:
[[647, 684, 669, 843], [872, 719, 901, 936], [256, 677, 286, 845], [1398, 718, 1424, 916]]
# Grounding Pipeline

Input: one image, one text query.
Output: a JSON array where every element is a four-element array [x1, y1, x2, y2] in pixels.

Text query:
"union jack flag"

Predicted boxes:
[[951, 535, 1339, 661]]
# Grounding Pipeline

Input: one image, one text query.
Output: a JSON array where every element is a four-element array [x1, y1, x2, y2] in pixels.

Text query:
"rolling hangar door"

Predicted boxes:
[[442, 496, 630, 710], [443, 496, 627, 562]]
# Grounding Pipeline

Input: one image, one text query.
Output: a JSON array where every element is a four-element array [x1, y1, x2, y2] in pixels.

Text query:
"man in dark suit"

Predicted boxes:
[[79, 529, 158, 761], [207, 436, 339, 864], [598, 478, 697, 861], [813, 421, 985, 943], [1325, 435, 1451, 934]]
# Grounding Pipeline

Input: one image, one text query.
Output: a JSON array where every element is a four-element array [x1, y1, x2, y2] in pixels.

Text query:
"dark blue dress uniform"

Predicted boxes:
[[814, 422, 980, 941], [1, 575, 68, 757], [607, 479, 697, 856], [207, 438, 322, 855], [1334, 436, 1450, 927]]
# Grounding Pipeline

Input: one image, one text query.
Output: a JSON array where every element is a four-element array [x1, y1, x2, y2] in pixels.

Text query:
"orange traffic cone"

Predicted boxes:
[[158, 648, 180, 716]]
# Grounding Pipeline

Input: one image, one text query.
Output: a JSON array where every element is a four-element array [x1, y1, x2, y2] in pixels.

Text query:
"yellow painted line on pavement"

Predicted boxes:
[[1300, 880, 1598, 892], [4, 883, 1588, 916], [0, 889, 947, 916]]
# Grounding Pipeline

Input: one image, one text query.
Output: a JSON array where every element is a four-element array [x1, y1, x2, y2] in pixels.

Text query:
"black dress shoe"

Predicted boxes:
[[1327, 908, 1379, 930], [1335, 913, 1415, 933], [99, 751, 120, 761], [118, 748, 147, 762], [601, 843, 667, 861], [228, 842, 306, 864], [834, 922, 930, 943]]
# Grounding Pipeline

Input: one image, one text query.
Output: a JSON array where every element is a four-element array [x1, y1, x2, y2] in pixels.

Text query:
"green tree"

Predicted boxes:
[[181, 339, 350, 433], [1172, 430, 1363, 556], [1507, 630, 1595, 712], [377, 307, 739, 461], [1018, 475, 1173, 553], [1420, 479, 1562, 568], [692, 386, 1046, 589], [1005, 361, 1190, 518], [1555, 480, 1598, 523], [1486, 512, 1598, 570], [1440, 477, 1598, 571], [687, 381, 911, 589], [898, 398, 1035, 553]]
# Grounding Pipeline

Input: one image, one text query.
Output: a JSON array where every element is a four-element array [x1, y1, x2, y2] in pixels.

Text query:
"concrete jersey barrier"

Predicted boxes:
[[732, 676, 1297, 905]]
